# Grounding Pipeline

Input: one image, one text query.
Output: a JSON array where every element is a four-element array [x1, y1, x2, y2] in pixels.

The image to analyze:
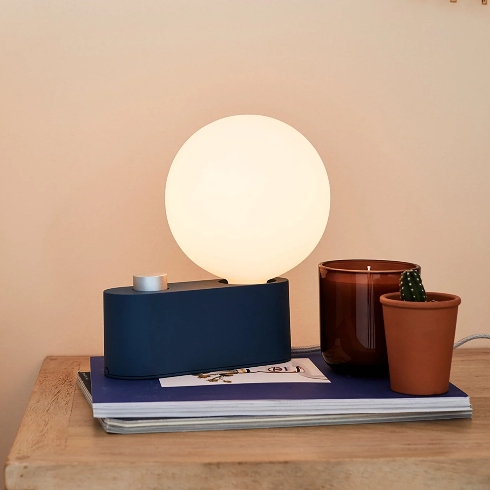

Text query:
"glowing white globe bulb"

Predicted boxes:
[[165, 115, 330, 285]]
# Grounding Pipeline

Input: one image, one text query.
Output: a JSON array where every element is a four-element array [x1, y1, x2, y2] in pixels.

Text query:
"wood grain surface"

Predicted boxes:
[[5, 349, 490, 490]]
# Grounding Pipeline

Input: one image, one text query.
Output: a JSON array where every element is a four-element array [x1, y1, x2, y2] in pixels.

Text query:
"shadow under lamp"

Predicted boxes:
[[104, 115, 330, 379]]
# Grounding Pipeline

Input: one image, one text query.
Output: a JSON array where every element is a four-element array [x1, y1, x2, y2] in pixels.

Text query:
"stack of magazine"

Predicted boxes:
[[77, 350, 472, 434]]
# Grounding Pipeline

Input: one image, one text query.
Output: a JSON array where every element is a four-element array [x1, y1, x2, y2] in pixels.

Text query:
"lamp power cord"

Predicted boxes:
[[292, 333, 490, 355], [453, 333, 490, 349]]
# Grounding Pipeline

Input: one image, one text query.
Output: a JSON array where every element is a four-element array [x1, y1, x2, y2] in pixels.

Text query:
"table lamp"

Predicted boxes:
[[104, 115, 330, 379]]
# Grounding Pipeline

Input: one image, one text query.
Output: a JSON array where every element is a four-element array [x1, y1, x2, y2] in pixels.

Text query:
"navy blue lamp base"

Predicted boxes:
[[103, 278, 291, 379]]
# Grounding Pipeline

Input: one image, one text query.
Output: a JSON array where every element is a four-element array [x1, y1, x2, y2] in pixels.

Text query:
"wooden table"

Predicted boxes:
[[5, 349, 490, 490]]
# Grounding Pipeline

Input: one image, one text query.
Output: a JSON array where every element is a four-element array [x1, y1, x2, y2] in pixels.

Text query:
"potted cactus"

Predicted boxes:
[[379, 270, 461, 396]]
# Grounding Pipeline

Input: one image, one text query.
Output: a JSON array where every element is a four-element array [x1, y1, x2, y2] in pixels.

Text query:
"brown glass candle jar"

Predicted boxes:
[[319, 259, 420, 376]]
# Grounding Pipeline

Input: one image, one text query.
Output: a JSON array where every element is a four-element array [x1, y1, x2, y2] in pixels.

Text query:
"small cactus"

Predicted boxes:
[[400, 269, 426, 302]]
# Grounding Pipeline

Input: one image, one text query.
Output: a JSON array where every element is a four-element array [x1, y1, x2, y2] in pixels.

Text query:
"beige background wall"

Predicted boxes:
[[1, 0, 490, 483]]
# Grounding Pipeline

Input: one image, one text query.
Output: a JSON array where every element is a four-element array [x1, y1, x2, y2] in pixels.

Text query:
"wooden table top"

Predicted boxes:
[[5, 349, 490, 490]]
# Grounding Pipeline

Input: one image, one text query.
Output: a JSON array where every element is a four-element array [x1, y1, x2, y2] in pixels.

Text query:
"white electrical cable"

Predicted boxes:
[[453, 333, 490, 349], [291, 345, 322, 354], [292, 333, 490, 355]]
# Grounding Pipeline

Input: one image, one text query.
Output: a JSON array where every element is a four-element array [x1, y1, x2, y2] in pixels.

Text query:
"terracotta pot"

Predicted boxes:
[[380, 292, 461, 396]]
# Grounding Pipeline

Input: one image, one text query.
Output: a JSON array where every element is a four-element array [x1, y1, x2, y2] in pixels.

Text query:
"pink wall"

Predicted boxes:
[[2, 1, 490, 484]]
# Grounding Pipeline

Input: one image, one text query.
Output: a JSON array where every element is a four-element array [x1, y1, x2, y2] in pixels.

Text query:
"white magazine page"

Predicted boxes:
[[159, 358, 330, 388]]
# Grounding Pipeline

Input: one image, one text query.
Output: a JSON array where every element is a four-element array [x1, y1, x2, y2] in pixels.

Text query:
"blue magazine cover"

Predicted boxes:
[[89, 352, 471, 418]]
